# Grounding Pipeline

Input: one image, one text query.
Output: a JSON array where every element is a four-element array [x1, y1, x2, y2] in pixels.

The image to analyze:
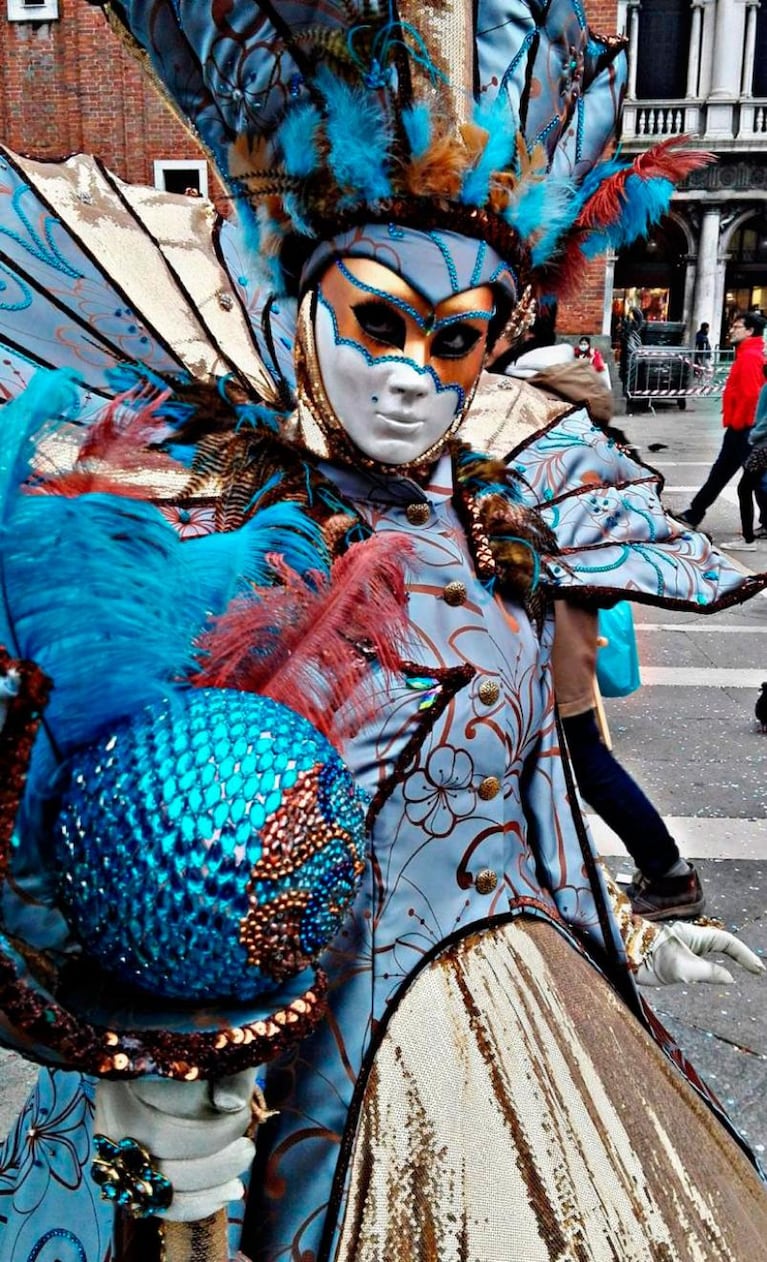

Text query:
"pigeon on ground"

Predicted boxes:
[[756, 682, 767, 732]]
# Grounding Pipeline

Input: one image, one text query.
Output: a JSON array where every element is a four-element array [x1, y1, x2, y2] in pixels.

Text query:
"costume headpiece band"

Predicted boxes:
[[302, 225, 518, 305]]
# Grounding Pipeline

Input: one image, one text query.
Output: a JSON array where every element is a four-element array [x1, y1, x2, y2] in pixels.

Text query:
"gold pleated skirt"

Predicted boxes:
[[336, 919, 767, 1261]]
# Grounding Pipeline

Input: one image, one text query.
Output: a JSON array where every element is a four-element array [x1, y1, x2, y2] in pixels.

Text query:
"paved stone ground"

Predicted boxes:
[[0, 1048, 36, 1140]]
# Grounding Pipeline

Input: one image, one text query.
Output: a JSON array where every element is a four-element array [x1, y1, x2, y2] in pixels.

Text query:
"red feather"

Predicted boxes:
[[192, 534, 414, 749], [30, 388, 188, 499], [29, 470, 171, 500], [77, 384, 173, 461], [576, 137, 714, 230]]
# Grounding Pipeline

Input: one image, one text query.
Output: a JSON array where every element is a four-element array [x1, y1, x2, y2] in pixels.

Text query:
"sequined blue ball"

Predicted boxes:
[[53, 690, 367, 1002]]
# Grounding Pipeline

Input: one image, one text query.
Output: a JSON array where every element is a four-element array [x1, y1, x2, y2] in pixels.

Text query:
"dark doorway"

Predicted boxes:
[[612, 216, 689, 334]]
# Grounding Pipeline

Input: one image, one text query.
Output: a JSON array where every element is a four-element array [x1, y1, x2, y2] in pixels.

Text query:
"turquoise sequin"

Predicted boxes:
[[53, 690, 366, 1003]]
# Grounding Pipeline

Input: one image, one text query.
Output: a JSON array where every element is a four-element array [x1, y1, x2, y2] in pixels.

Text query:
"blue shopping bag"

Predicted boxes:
[[596, 602, 641, 698]]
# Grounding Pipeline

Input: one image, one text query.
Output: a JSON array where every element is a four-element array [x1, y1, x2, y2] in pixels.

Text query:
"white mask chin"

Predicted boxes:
[[314, 301, 461, 466]]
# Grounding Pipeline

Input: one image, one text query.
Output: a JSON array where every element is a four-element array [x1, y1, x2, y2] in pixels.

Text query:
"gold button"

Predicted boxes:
[[478, 680, 500, 706], [478, 775, 501, 800], [406, 503, 430, 525], [475, 868, 498, 895], [443, 580, 467, 606]]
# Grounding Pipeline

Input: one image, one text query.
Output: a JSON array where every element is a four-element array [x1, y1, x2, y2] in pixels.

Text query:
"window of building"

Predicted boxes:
[[152, 160, 208, 199], [728, 222, 767, 264], [753, 5, 767, 96], [7, 0, 59, 19], [635, 0, 691, 99]]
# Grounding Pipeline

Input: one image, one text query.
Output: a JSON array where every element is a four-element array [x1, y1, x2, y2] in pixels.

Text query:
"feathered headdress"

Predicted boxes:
[[95, 0, 709, 300]]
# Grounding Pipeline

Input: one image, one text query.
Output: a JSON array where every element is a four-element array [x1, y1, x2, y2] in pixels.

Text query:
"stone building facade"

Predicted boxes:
[[606, 0, 767, 345]]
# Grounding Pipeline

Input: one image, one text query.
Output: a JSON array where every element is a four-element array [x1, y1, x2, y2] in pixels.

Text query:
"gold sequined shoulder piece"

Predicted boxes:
[[461, 372, 571, 459]]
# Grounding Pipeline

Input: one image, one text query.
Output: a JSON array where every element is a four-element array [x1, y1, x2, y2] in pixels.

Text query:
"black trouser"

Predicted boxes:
[[737, 467, 767, 540], [687, 427, 753, 527], [563, 709, 680, 879]]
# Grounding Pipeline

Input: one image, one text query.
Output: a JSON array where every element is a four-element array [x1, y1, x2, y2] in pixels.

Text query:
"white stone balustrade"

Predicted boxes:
[[620, 99, 767, 143], [621, 101, 702, 139], [638, 106, 686, 135], [739, 103, 767, 136]]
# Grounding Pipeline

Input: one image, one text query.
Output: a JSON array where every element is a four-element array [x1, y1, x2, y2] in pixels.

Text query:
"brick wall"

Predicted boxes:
[[557, 255, 613, 335], [0, 0, 199, 184], [586, 0, 621, 34]]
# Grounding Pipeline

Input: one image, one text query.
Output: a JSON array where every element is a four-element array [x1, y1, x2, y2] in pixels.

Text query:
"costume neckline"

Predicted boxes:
[[318, 452, 455, 508]]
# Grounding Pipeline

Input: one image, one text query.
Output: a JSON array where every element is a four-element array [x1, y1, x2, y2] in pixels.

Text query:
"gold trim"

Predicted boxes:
[[160, 1212, 229, 1262]]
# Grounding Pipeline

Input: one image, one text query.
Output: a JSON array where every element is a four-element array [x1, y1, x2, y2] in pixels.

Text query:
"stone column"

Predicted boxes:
[[686, 0, 704, 98], [741, 0, 760, 95], [697, 0, 717, 99], [682, 256, 699, 334], [708, 0, 745, 99], [626, 0, 640, 98], [691, 206, 722, 334]]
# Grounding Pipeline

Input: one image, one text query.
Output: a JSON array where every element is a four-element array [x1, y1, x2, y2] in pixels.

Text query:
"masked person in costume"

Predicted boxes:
[[2, 3, 767, 1262]]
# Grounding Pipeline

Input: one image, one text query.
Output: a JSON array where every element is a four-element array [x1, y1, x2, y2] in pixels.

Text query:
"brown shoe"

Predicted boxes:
[[627, 867, 706, 921]]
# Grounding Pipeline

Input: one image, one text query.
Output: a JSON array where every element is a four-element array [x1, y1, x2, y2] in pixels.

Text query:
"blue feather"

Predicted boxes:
[[316, 66, 392, 206], [7, 494, 204, 751], [233, 400, 287, 433], [503, 177, 578, 265], [531, 181, 580, 264], [0, 371, 329, 802], [5, 498, 327, 765], [236, 196, 280, 289], [505, 181, 549, 243], [276, 101, 322, 178], [183, 502, 329, 612], [282, 191, 316, 239], [460, 99, 518, 207], [105, 362, 186, 400], [0, 368, 84, 651], [582, 175, 675, 256], [402, 103, 433, 160]]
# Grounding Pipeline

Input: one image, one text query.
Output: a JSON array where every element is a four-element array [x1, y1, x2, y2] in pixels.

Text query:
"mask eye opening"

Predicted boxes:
[[431, 323, 483, 361], [352, 301, 407, 350]]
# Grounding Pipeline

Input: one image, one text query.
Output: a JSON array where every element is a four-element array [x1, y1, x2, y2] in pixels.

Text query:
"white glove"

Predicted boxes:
[[636, 921, 766, 987], [95, 1070, 257, 1222]]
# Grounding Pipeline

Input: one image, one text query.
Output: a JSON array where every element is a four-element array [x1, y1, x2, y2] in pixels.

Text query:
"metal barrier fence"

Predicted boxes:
[[624, 346, 734, 408]]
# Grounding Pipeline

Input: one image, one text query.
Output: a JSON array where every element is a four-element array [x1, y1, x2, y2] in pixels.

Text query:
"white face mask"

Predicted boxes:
[[313, 258, 495, 466]]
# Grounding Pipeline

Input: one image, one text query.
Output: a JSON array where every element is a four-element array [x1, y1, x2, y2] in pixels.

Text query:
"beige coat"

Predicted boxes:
[[551, 603, 599, 718]]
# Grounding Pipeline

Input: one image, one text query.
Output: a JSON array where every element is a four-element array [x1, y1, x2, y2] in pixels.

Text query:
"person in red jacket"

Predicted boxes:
[[678, 311, 765, 539]]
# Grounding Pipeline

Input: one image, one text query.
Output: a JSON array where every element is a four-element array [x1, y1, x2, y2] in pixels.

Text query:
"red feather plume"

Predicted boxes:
[[192, 534, 414, 750], [30, 386, 184, 500], [575, 137, 714, 231]]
